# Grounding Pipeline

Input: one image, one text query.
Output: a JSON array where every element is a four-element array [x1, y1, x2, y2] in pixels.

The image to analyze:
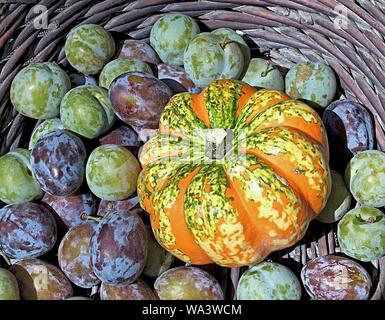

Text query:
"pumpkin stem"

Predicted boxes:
[[204, 129, 234, 160]]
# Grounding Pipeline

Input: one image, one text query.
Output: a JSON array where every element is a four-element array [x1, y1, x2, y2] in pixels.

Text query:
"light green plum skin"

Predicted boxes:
[[150, 13, 200, 66], [86, 145, 140, 200], [212, 28, 250, 77], [99, 58, 153, 89], [0, 268, 20, 300], [285, 62, 337, 107], [242, 58, 285, 92], [0, 148, 43, 204], [317, 170, 352, 223], [65, 296, 92, 300], [28, 118, 64, 149], [237, 262, 302, 300], [60, 85, 115, 139], [338, 207, 385, 262], [345, 150, 385, 207], [10, 62, 71, 119], [143, 226, 174, 278], [183, 32, 244, 87], [65, 24, 116, 75]]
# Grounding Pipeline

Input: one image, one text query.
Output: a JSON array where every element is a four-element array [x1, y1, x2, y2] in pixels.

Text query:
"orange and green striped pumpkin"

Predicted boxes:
[[137, 80, 331, 267]]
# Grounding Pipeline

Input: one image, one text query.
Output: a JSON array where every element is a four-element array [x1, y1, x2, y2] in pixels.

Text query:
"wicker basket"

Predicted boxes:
[[0, 0, 385, 300]]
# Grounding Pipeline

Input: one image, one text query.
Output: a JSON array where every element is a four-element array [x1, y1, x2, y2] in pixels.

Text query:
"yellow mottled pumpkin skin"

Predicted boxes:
[[138, 80, 331, 267]]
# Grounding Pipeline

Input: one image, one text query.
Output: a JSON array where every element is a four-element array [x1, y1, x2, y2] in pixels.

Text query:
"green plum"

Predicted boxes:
[[237, 262, 302, 300], [29, 118, 64, 149], [86, 145, 141, 200], [60, 85, 115, 139], [211, 28, 250, 77], [99, 58, 153, 89], [317, 170, 352, 223], [0, 268, 19, 300], [345, 150, 385, 207], [10, 62, 71, 119], [285, 62, 337, 107], [338, 207, 385, 262], [65, 24, 115, 75], [242, 58, 284, 91], [184, 30, 247, 87], [0, 148, 43, 204], [66, 296, 92, 300], [150, 13, 200, 66]]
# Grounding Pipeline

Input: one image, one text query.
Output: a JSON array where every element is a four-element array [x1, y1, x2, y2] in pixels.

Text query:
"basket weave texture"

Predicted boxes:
[[0, 0, 385, 300]]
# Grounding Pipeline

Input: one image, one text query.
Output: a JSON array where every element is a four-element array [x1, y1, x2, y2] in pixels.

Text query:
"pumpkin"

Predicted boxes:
[[137, 80, 331, 267]]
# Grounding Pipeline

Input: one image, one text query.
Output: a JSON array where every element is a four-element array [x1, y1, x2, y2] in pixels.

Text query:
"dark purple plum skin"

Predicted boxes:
[[109, 72, 173, 129], [42, 192, 96, 228], [31, 130, 86, 196], [323, 100, 374, 168], [99, 126, 140, 147], [0, 202, 57, 259], [90, 210, 147, 285], [97, 197, 139, 217]]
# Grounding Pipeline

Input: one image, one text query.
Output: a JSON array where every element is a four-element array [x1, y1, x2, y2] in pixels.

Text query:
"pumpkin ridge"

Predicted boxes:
[[225, 161, 305, 249], [224, 154, 310, 257], [150, 163, 212, 264], [235, 89, 290, 131], [184, 164, 257, 266], [160, 93, 207, 136], [203, 80, 244, 128], [241, 126, 330, 214]]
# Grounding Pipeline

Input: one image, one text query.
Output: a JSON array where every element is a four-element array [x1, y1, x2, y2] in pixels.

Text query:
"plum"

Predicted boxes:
[[10, 62, 71, 119], [42, 192, 96, 228], [99, 126, 141, 147], [150, 13, 200, 66], [285, 62, 337, 107], [184, 30, 246, 87], [116, 39, 160, 65], [31, 130, 86, 196], [345, 150, 385, 207], [29, 119, 64, 150], [100, 279, 157, 300], [86, 144, 140, 201], [60, 85, 115, 139], [237, 262, 301, 300], [338, 207, 385, 262], [66, 296, 92, 300], [301, 255, 372, 300], [242, 58, 284, 91], [97, 197, 139, 217], [322, 100, 374, 164], [99, 58, 153, 89], [64, 24, 115, 75], [90, 210, 147, 285], [317, 170, 352, 223], [154, 266, 224, 300], [109, 72, 173, 128], [0, 202, 57, 259], [58, 222, 100, 288], [157, 63, 200, 94], [143, 226, 174, 278], [10, 259, 73, 300], [0, 148, 43, 204], [0, 268, 20, 300], [211, 28, 251, 77]]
